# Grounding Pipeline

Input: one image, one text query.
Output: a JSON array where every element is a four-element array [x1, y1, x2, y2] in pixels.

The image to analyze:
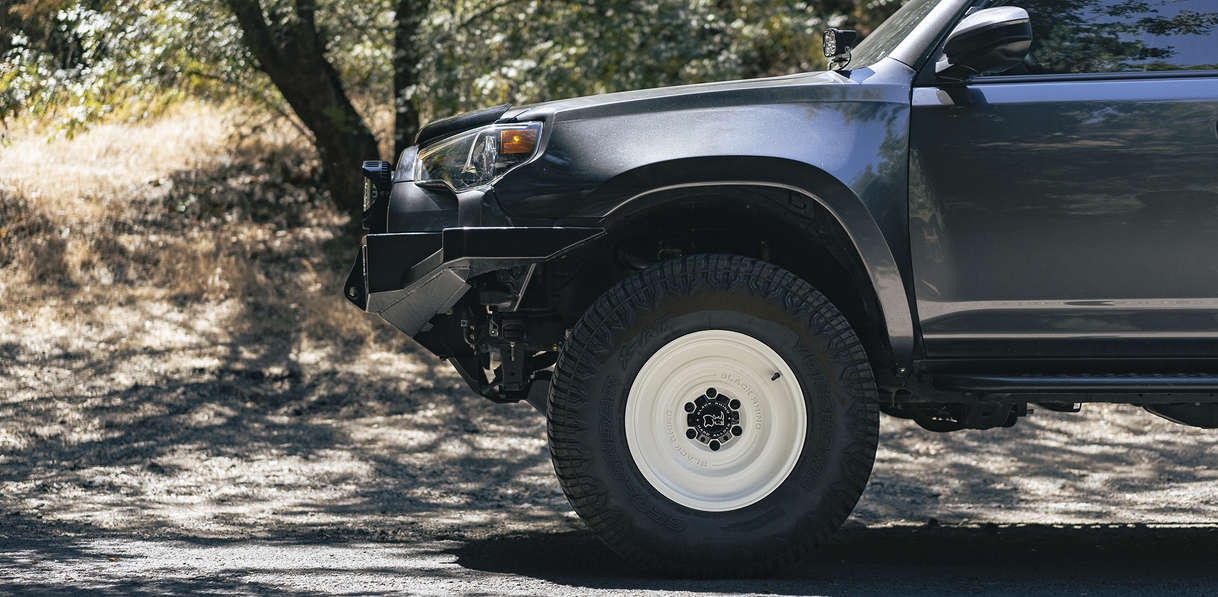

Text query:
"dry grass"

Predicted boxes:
[[0, 103, 400, 354]]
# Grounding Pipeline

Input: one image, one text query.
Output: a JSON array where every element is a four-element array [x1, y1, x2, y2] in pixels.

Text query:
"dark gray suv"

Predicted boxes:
[[344, 0, 1218, 577]]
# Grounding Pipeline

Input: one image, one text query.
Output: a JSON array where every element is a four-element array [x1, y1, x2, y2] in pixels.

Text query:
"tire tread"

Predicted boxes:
[[548, 255, 879, 577]]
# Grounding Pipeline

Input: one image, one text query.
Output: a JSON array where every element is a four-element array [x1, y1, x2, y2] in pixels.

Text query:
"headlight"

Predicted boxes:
[[395, 122, 543, 190]]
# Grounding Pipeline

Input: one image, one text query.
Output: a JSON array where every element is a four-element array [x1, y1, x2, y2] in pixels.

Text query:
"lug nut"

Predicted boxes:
[[686, 429, 696, 439], [709, 440, 720, 451], [684, 402, 695, 413], [729, 399, 740, 410], [706, 387, 717, 398], [732, 426, 743, 436]]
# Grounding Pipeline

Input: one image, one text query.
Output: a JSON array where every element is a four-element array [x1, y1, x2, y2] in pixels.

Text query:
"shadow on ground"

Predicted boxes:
[[3, 523, 1217, 596], [449, 523, 1218, 595]]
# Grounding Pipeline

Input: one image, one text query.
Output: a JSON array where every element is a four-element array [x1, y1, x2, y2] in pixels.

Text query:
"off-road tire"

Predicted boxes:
[[547, 254, 879, 577]]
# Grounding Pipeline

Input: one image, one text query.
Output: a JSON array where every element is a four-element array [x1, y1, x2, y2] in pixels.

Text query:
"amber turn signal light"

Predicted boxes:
[[501, 128, 538, 154]]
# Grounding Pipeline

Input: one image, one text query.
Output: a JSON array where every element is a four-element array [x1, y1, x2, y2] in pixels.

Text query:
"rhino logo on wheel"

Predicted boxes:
[[703, 413, 725, 427]]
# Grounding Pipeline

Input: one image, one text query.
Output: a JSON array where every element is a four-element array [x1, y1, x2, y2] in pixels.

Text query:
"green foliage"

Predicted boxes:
[[320, 0, 869, 125], [2, 0, 897, 141], [416, 0, 835, 119], [0, 0, 270, 139]]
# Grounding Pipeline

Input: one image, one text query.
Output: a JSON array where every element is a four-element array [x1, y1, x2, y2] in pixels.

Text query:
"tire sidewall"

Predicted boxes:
[[551, 255, 877, 574]]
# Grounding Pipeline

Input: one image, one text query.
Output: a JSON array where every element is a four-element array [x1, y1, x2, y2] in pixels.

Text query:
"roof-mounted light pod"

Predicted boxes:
[[823, 28, 858, 69]]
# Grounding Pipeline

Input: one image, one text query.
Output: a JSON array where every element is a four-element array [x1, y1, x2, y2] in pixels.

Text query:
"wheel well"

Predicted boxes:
[[528, 186, 895, 370]]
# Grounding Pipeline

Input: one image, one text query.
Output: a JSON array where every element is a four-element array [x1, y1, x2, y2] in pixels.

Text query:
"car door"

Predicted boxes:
[[909, 0, 1218, 359]]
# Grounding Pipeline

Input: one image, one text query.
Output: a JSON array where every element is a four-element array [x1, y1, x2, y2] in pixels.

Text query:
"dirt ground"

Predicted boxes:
[[3, 109, 1218, 596], [3, 303, 1218, 596]]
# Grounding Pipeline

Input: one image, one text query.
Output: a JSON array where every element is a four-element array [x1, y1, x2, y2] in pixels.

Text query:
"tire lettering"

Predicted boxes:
[[793, 340, 837, 491], [599, 375, 687, 532], [620, 481, 686, 531], [618, 314, 672, 369], [599, 353, 686, 531], [599, 376, 618, 420], [609, 462, 628, 480], [623, 481, 638, 498]]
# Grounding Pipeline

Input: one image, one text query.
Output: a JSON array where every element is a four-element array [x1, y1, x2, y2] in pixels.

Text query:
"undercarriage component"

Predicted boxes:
[[1143, 404, 1218, 429], [447, 352, 555, 405], [441, 309, 564, 405], [880, 402, 1028, 432]]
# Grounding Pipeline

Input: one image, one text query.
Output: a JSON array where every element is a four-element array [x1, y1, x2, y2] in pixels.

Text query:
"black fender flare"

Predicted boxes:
[[571, 157, 914, 367]]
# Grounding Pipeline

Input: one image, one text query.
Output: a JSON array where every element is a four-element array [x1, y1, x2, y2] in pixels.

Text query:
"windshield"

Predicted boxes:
[[847, 0, 951, 70]]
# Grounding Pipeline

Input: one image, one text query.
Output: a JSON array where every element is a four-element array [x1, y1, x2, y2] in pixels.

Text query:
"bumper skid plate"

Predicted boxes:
[[344, 227, 604, 336]]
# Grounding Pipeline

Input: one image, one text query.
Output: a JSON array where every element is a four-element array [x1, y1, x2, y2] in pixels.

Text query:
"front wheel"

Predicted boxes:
[[548, 255, 879, 577]]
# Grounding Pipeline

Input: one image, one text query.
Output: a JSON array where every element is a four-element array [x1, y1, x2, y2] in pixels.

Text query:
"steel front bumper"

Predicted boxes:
[[344, 227, 604, 336]]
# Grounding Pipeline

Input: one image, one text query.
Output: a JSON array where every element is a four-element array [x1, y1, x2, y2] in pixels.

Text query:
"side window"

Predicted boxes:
[[986, 0, 1218, 75]]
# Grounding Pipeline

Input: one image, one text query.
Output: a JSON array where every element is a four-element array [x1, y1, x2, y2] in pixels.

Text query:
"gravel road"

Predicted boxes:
[[3, 299, 1218, 596]]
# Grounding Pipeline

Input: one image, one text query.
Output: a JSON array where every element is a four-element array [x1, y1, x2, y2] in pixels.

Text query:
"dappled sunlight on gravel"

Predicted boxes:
[[854, 405, 1218, 526], [0, 298, 566, 541]]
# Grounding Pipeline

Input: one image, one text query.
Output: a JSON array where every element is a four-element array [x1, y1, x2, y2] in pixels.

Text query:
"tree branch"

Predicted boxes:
[[292, 0, 322, 55], [183, 69, 315, 144], [222, 0, 381, 219], [224, 0, 285, 73]]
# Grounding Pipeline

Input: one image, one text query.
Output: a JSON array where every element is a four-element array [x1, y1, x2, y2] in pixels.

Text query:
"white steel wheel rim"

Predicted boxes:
[[625, 329, 807, 512]]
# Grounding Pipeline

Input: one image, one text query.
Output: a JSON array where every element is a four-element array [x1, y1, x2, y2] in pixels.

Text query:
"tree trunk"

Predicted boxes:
[[393, 0, 429, 160], [225, 0, 381, 221]]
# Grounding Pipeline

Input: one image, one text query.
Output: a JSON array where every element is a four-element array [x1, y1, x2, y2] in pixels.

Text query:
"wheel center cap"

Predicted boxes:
[[684, 387, 743, 451], [697, 403, 731, 435]]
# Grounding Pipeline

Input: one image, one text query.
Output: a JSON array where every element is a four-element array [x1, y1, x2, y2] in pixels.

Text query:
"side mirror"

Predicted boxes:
[[936, 6, 1032, 81]]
